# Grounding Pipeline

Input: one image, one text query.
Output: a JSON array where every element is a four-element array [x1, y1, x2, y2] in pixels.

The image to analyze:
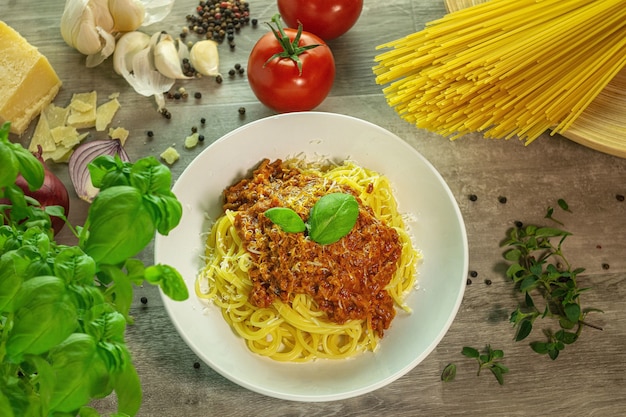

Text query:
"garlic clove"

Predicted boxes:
[[61, 1, 102, 55], [109, 0, 145, 32], [86, 26, 116, 67], [113, 31, 174, 111], [189, 40, 220, 77], [151, 32, 192, 80], [113, 31, 151, 75]]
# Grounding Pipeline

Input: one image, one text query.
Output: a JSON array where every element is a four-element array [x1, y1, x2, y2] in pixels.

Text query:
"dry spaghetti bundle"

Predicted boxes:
[[373, 0, 626, 144]]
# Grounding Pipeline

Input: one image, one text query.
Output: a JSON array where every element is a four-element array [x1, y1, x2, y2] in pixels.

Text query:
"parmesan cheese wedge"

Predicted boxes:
[[0, 21, 62, 135], [96, 98, 121, 131], [67, 91, 97, 128]]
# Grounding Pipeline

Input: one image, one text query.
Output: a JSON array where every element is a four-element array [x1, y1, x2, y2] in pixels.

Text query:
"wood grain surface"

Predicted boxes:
[[3, 0, 626, 416]]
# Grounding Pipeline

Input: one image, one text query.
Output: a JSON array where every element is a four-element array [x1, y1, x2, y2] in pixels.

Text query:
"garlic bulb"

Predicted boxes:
[[60, 0, 175, 67], [190, 40, 220, 77]]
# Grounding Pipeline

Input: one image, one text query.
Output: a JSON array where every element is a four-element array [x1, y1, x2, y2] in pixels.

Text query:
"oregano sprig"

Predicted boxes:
[[502, 210, 602, 359], [462, 345, 509, 385]]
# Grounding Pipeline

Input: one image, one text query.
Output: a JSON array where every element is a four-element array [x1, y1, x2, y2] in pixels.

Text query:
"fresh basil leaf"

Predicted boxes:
[[54, 247, 96, 285], [88, 155, 129, 190], [12, 143, 44, 191], [129, 156, 172, 195], [144, 264, 189, 301], [265, 207, 306, 233], [98, 265, 134, 322], [0, 251, 28, 312], [0, 123, 19, 189], [307, 193, 359, 245], [112, 360, 142, 417], [142, 193, 183, 236], [82, 186, 155, 265], [47, 333, 111, 413], [6, 276, 77, 360]]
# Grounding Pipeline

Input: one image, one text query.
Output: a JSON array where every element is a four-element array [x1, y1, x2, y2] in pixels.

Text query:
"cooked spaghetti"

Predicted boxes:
[[373, 0, 626, 144], [196, 159, 420, 362]]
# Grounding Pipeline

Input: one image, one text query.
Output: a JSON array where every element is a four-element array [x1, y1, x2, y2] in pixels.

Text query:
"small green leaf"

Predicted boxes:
[[564, 303, 581, 323], [308, 193, 359, 245], [530, 341, 549, 354], [264, 207, 306, 233], [515, 318, 533, 341], [490, 366, 505, 385], [503, 249, 521, 261], [144, 264, 189, 301], [548, 348, 560, 360], [461, 346, 480, 358], [441, 363, 456, 382], [520, 275, 538, 292], [557, 198, 570, 212]]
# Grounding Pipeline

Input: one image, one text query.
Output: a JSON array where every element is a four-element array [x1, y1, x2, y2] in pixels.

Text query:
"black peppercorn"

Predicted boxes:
[[238, 106, 246, 115], [146, 130, 154, 138], [194, 91, 202, 99], [469, 194, 478, 201], [498, 196, 507, 204], [140, 296, 148, 304]]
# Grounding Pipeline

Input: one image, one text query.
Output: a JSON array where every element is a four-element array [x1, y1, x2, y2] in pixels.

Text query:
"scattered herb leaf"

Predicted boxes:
[[441, 363, 457, 382], [462, 345, 509, 385]]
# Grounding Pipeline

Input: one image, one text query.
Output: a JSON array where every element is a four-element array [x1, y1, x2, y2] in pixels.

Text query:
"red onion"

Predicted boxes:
[[4, 146, 70, 235], [69, 139, 130, 203]]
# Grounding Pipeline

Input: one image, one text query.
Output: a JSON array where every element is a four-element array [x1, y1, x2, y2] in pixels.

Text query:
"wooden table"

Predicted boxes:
[[4, 0, 626, 415]]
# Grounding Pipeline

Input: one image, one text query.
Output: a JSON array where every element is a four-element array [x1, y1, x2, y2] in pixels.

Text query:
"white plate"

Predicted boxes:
[[155, 112, 468, 402]]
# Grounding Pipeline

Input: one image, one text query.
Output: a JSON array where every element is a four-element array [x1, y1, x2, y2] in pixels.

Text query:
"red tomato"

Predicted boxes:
[[247, 17, 335, 113], [277, 0, 364, 41]]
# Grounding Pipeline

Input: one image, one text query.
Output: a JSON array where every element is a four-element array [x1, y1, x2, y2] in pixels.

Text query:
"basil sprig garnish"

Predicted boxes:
[[264, 193, 359, 245]]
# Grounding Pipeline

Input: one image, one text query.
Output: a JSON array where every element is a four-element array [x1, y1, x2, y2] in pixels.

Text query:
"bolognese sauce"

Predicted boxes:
[[223, 159, 402, 337]]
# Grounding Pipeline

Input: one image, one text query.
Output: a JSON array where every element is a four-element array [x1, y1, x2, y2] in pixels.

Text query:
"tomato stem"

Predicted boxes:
[[264, 14, 320, 75]]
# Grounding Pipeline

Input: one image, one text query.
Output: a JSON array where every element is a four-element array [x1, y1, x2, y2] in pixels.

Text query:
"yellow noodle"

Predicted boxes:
[[196, 161, 420, 362], [374, 0, 626, 143]]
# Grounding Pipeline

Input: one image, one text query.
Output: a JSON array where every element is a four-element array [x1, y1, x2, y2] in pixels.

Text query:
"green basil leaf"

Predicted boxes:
[[0, 387, 17, 417], [112, 361, 142, 417], [53, 246, 96, 285], [6, 276, 77, 360], [264, 207, 306, 233], [144, 264, 189, 301], [0, 122, 19, 189], [0, 251, 29, 312], [12, 144, 44, 191], [48, 333, 111, 413], [129, 156, 172, 195], [82, 186, 155, 265], [142, 193, 183, 236], [98, 265, 134, 322], [307, 193, 359, 245]]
